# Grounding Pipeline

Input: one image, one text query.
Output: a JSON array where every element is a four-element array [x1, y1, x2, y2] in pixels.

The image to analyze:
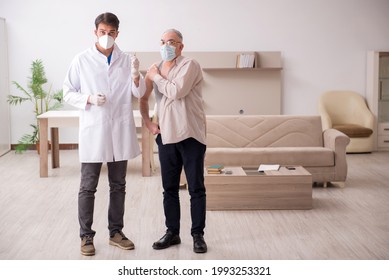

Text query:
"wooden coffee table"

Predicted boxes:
[[205, 166, 312, 210]]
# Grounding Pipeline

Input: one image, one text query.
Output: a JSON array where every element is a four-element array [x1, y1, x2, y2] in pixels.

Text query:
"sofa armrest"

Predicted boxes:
[[323, 128, 349, 150], [323, 128, 350, 181]]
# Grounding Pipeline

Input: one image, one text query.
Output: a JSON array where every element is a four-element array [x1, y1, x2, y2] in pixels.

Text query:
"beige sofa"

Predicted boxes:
[[205, 115, 350, 187]]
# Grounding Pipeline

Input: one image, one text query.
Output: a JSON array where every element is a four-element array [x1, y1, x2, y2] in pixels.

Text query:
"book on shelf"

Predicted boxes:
[[236, 52, 257, 68], [257, 164, 280, 172]]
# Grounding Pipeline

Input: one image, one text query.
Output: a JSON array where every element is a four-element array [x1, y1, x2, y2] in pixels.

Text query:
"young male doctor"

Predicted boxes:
[[63, 12, 145, 256]]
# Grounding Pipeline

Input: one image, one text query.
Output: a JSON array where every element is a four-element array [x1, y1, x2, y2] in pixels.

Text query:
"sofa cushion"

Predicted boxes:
[[205, 147, 334, 167], [206, 115, 324, 148], [333, 124, 373, 138]]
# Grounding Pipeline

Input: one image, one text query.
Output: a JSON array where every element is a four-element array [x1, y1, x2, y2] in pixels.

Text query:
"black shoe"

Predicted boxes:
[[152, 231, 181, 250], [193, 233, 207, 253]]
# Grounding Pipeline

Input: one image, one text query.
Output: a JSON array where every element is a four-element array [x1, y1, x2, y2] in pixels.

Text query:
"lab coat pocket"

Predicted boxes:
[[83, 105, 108, 128]]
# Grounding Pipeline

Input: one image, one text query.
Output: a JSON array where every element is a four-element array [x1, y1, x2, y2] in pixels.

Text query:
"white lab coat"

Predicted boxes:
[[63, 44, 145, 163]]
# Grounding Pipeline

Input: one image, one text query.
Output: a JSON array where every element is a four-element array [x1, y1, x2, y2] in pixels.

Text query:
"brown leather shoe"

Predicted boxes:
[[81, 235, 95, 256], [109, 231, 135, 250]]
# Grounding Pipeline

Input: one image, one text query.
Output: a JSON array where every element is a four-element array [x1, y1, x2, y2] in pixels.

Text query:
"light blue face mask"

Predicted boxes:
[[160, 44, 176, 61]]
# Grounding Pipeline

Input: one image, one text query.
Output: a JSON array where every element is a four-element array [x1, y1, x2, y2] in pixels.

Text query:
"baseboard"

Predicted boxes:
[[11, 140, 146, 151], [11, 143, 79, 150]]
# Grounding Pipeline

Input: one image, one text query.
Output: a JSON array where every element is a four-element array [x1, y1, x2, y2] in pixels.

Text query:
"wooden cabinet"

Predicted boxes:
[[377, 122, 389, 149], [367, 51, 389, 151], [132, 51, 282, 115]]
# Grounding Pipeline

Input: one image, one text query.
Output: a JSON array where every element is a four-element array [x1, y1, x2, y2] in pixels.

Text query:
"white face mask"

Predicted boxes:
[[98, 35, 115, 49], [160, 44, 176, 61]]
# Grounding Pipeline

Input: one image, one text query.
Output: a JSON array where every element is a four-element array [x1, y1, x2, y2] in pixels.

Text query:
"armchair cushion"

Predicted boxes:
[[333, 124, 373, 138]]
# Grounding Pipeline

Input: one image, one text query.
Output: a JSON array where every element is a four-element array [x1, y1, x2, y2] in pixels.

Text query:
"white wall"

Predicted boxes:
[[0, 18, 11, 154], [1, 0, 389, 144]]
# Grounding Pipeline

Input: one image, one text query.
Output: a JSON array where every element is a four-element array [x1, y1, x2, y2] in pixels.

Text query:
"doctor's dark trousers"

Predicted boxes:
[[156, 135, 207, 236], [78, 160, 127, 238]]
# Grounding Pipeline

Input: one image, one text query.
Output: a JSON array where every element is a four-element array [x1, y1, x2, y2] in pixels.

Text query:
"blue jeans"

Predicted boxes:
[[78, 160, 127, 238], [156, 135, 207, 236]]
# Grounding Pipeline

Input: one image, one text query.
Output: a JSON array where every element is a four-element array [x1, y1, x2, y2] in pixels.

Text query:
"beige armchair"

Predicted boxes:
[[319, 90, 374, 153]]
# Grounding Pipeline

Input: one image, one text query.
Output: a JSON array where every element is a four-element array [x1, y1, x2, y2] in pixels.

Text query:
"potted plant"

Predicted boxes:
[[7, 59, 63, 153]]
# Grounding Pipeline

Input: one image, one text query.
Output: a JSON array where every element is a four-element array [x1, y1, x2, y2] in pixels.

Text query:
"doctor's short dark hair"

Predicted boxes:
[[95, 12, 120, 30]]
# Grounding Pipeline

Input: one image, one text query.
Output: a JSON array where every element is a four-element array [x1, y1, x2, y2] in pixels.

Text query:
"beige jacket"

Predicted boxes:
[[153, 56, 206, 145]]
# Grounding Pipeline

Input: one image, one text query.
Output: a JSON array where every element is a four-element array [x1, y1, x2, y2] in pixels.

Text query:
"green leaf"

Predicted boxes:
[[7, 95, 30, 106], [10, 81, 32, 99]]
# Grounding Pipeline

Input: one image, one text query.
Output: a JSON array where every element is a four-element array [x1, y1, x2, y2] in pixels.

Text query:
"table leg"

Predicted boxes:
[[39, 118, 48, 177], [51, 127, 59, 168], [141, 119, 151, 177]]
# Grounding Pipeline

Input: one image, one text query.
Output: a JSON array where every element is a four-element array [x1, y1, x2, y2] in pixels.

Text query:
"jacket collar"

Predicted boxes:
[[93, 43, 122, 64]]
